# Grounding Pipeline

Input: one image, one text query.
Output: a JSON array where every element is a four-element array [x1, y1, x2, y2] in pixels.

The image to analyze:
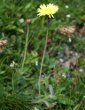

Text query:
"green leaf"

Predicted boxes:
[[58, 95, 74, 105], [23, 3, 31, 12]]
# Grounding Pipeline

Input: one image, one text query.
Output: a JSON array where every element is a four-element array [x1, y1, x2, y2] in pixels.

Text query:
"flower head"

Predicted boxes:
[[37, 3, 59, 18], [26, 18, 32, 23], [65, 5, 69, 9], [19, 18, 24, 23], [66, 14, 71, 18]]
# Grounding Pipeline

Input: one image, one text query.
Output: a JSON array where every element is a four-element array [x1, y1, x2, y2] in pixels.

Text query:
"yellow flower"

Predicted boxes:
[[37, 3, 59, 18]]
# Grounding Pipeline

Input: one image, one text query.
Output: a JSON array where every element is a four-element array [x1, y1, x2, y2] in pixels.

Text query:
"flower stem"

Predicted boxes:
[[38, 30, 48, 95], [21, 24, 29, 70]]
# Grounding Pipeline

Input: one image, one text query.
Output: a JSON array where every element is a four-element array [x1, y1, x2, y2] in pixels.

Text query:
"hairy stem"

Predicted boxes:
[[38, 30, 48, 95]]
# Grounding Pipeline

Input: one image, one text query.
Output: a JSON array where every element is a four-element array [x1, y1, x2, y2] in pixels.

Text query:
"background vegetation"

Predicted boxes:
[[0, 0, 85, 110]]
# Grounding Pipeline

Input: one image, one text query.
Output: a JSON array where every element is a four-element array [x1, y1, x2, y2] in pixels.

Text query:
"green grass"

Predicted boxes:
[[0, 0, 85, 110]]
